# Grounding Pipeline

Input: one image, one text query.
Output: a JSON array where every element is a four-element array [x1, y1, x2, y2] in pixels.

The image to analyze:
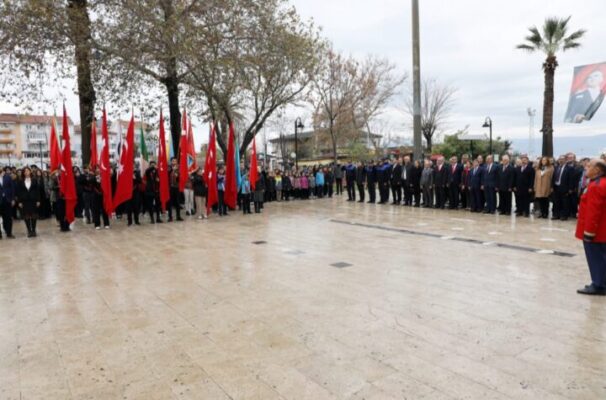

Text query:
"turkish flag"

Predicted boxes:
[[179, 109, 189, 192], [49, 116, 62, 173], [112, 114, 135, 209], [187, 117, 197, 173], [100, 108, 114, 215], [158, 110, 170, 211], [89, 118, 98, 170], [204, 123, 218, 213], [250, 134, 258, 191], [59, 105, 77, 223], [224, 122, 237, 209]]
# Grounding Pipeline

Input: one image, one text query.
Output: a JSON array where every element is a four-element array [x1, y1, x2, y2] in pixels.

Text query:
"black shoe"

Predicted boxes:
[[128, 222, 132, 226], [577, 285, 606, 296], [560, 217, 568, 221], [176, 217, 184, 221], [135, 222, 141, 225], [156, 219, 163, 223], [7, 235, 15, 239]]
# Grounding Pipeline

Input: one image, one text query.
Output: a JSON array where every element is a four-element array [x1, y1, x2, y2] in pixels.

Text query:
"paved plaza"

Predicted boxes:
[[1, 198, 605, 399]]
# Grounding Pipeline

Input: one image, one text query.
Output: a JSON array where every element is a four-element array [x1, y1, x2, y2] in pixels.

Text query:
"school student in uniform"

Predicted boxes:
[[16, 167, 41, 237]]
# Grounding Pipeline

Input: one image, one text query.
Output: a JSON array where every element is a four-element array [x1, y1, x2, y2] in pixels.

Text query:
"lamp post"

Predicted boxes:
[[482, 117, 493, 156], [294, 117, 304, 170]]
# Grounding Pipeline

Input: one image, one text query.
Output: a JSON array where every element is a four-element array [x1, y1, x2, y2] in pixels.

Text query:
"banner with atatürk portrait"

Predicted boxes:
[[564, 62, 606, 123]]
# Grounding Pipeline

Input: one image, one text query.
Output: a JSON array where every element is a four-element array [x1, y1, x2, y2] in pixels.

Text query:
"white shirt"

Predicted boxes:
[[25, 178, 31, 190]]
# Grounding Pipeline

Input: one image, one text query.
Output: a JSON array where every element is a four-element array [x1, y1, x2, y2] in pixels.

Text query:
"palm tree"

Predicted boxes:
[[517, 16, 585, 157]]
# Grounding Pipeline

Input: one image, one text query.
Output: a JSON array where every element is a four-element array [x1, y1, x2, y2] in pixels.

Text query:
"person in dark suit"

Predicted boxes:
[[401, 156, 414, 206], [481, 155, 498, 214], [513, 155, 535, 217], [447, 156, 463, 209], [552, 154, 577, 220], [378, 159, 391, 204], [469, 160, 483, 212], [365, 161, 377, 204], [497, 155, 515, 215], [390, 158, 403, 205], [0, 167, 16, 239], [410, 160, 422, 207], [460, 160, 471, 210], [344, 161, 356, 202], [16, 167, 41, 237], [433, 157, 448, 209], [355, 161, 366, 203], [126, 168, 143, 226]]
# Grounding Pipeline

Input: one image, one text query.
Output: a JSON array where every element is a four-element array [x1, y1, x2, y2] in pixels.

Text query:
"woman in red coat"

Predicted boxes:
[[576, 159, 606, 295]]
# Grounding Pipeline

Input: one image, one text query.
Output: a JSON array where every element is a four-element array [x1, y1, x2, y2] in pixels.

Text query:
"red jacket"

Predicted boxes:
[[576, 177, 606, 242]]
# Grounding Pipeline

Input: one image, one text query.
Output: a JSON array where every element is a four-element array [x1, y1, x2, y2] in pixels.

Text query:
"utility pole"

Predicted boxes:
[[411, 0, 422, 161]]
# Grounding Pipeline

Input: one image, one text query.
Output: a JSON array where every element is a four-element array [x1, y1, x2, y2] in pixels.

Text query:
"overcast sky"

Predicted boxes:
[[2, 0, 605, 146], [292, 0, 606, 141]]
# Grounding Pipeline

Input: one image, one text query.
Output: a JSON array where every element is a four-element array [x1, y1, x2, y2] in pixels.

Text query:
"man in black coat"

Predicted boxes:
[[497, 155, 515, 215], [481, 155, 498, 214], [344, 161, 357, 201], [469, 160, 484, 212], [447, 156, 463, 209], [513, 155, 535, 217], [433, 157, 448, 209], [552, 153, 577, 220], [390, 158, 403, 205], [365, 161, 377, 204], [401, 156, 414, 206], [355, 161, 366, 202], [0, 167, 16, 238], [378, 159, 391, 204]]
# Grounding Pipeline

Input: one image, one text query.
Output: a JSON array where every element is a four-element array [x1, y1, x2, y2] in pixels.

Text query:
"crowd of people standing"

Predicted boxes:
[[0, 151, 604, 239]]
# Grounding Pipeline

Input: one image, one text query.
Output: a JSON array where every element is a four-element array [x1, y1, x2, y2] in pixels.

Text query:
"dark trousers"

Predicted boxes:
[[242, 193, 251, 214], [435, 185, 446, 209], [391, 184, 401, 204], [367, 182, 376, 203], [346, 182, 355, 201], [498, 190, 512, 214], [357, 183, 365, 202], [412, 184, 421, 206], [379, 183, 390, 203], [326, 183, 333, 198], [584, 242, 606, 288], [168, 187, 181, 220], [553, 190, 570, 219], [484, 186, 496, 213], [335, 178, 343, 195], [422, 186, 433, 207], [24, 217, 37, 235], [127, 195, 141, 225], [92, 194, 110, 227], [471, 187, 482, 211], [218, 191, 227, 215], [145, 193, 161, 222], [516, 190, 531, 216], [461, 187, 469, 209], [55, 198, 70, 231], [448, 184, 460, 209], [0, 200, 13, 236], [537, 197, 549, 218], [82, 192, 93, 223], [403, 180, 412, 205]]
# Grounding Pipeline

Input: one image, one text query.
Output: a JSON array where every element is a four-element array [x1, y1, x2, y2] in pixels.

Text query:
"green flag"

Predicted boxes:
[[139, 123, 149, 171]]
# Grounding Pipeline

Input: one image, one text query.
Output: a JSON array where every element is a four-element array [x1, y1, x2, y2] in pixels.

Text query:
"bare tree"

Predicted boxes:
[[311, 49, 406, 163], [405, 79, 457, 153]]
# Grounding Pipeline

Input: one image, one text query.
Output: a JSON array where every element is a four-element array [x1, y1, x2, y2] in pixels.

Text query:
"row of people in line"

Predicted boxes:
[[333, 152, 595, 221]]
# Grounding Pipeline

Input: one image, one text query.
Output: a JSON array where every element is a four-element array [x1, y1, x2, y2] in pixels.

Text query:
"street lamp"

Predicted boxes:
[[294, 117, 304, 169], [482, 117, 493, 156]]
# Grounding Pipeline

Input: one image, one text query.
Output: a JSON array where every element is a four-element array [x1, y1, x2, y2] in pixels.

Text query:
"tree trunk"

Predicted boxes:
[[541, 56, 557, 158], [164, 61, 181, 158], [423, 133, 432, 154], [160, 0, 181, 157], [67, 0, 95, 167]]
